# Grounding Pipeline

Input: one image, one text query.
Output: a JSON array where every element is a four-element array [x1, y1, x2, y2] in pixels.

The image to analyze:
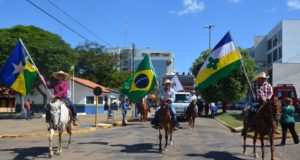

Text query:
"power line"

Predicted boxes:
[[27, 0, 93, 44], [45, 0, 112, 47]]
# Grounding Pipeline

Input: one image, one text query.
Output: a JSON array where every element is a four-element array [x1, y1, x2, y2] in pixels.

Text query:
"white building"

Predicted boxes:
[[19, 77, 120, 115], [251, 20, 300, 94]]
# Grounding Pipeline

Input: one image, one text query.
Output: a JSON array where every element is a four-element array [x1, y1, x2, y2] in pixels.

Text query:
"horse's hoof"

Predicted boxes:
[[49, 154, 53, 158], [67, 145, 72, 149], [254, 153, 259, 158], [159, 149, 162, 153], [243, 151, 247, 155], [170, 141, 173, 146]]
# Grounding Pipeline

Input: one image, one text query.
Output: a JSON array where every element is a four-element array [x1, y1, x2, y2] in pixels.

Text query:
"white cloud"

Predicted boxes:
[[287, 0, 300, 9], [171, 0, 205, 16], [228, 0, 240, 3]]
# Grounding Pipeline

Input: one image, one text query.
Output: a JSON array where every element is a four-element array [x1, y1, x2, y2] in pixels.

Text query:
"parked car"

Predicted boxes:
[[173, 92, 191, 119]]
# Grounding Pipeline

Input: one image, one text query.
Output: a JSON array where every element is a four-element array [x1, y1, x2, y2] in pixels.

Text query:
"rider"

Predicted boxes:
[[43, 71, 78, 126], [248, 72, 273, 130], [151, 79, 179, 130]]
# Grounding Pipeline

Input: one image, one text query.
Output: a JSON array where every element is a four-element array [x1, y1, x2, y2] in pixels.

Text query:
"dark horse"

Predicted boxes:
[[157, 101, 173, 152], [136, 100, 150, 125], [186, 100, 197, 129], [242, 96, 280, 160]]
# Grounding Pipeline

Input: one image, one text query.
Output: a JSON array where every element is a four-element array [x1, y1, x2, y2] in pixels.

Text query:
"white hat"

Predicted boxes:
[[52, 71, 70, 80], [163, 79, 173, 85], [255, 72, 269, 79]]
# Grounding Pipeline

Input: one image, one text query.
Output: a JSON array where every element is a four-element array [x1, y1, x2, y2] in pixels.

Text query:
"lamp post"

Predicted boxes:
[[204, 24, 215, 49]]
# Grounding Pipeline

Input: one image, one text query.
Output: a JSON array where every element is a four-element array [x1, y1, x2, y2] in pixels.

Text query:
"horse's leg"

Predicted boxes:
[[192, 117, 195, 129], [270, 132, 274, 160], [170, 129, 173, 146], [48, 129, 54, 158], [260, 133, 265, 160], [253, 131, 259, 158], [159, 128, 162, 153], [67, 123, 72, 149], [57, 130, 63, 156], [164, 128, 168, 151], [242, 125, 248, 154]]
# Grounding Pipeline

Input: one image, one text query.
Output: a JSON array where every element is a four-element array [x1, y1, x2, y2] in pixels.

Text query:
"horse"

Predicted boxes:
[[157, 101, 173, 153], [242, 96, 280, 160], [186, 100, 197, 129], [48, 99, 72, 158], [136, 99, 150, 125]]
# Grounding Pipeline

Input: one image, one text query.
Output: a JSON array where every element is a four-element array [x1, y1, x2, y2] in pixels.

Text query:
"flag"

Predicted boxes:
[[120, 54, 157, 103], [0, 40, 38, 96], [195, 32, 241, 91], [171, 74, 184, 92]]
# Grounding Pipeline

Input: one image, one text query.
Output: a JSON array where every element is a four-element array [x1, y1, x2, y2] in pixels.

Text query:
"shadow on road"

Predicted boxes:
[[185, 151, 243, 160], [110, 143, 158, 153], [78, 141, 109, 145], [0, 146, 49, 160]]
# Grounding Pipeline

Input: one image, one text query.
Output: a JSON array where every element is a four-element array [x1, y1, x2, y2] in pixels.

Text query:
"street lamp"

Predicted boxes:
[[204, 24, 215, 49]]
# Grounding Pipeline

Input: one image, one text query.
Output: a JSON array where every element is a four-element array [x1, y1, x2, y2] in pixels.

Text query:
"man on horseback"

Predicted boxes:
[[151, 79, 179, 130], [248, 72, 273, 131], [43, 71, 78, 126]]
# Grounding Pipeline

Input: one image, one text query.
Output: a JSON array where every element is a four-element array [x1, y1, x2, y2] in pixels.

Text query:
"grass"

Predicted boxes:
[[216, 111, 243, 129]]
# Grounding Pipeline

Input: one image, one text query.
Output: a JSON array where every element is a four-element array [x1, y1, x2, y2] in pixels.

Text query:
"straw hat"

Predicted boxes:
[[163, 79, 173, 85], [255, 72, 269, 79], [52, 71, 70, 80]]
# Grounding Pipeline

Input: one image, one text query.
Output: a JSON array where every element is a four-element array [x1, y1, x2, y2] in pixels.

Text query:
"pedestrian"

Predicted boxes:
[[210, 102, 217, 119], [25, 98, 31, 120], [280, 97, 299, 145], [120, 98, 129, 126], [205, 102, 209, 117]]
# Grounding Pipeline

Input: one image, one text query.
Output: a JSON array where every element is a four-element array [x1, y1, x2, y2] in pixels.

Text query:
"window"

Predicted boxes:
[[272, 35, 278, 47], [288, 91, 296, 98], [279, 46, 282, 59], [273, 49, 278, 61], [98, 96, 104, 104], [268, 53, 272, 64], [278, 30, 282, 43], [267, 39, 272, 50], [86, 96, 94, 104]]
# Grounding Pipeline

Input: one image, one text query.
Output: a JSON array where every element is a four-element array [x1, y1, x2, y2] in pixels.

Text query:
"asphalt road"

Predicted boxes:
[[0, 117, 299, 160]]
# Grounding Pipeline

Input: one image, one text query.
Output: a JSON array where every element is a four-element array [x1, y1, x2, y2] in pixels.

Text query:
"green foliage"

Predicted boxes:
[[190, 48, 257, 103], [0, 25, 77, 79], [75, 42, 130, 89]]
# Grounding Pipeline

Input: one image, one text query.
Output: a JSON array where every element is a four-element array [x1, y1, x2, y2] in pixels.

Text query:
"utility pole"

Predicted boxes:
[[204, 24, 215, 49]]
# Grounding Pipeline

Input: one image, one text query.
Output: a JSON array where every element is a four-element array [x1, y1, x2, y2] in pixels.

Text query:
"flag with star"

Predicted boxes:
[[120, 54, 157, 103], [0, 40, 37, 96], [195, 31, 241, 91]]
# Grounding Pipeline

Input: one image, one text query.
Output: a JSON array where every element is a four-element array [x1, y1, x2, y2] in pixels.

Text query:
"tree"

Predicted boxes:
[[75, 42, 130, 89], [191, 48, 257, 112], [0, 25, 77, 106]]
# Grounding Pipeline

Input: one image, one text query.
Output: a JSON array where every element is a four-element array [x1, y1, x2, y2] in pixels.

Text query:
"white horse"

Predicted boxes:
[[48, 99, 72, 158]]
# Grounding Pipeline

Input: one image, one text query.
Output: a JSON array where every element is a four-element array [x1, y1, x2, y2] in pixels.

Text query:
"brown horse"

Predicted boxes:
[[186, 101, 197, 129], [157, 101, 173, 153], [242, 96, 280, 160], [136, 100, 150, 125]]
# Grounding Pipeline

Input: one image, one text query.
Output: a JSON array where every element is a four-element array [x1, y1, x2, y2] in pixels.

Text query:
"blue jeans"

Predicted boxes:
[[65, 98, 77, 118], [153, 103, 176, 121], [122, 110, 127, 123]]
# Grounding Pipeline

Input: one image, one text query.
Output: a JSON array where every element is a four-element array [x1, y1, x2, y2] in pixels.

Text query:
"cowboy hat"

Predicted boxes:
[[255, 72, 269, 79], [52, 71, 70, 80], [163, 79, 173, 85]]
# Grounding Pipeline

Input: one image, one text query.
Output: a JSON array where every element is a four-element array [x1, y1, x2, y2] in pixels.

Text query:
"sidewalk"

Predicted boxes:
[[0, 109, 140, 139]]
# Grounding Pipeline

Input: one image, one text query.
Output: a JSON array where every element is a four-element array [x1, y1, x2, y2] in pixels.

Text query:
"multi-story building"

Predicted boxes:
[[106, 48, 174, 84], [251, 20, 300, 93]]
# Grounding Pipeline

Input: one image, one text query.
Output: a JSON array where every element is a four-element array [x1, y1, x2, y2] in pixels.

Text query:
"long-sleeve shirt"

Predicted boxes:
[[47, 80, 69, 98], [252, 81, 273, 102], [160, 87, 175, 103], [281, 105, 295, 123]]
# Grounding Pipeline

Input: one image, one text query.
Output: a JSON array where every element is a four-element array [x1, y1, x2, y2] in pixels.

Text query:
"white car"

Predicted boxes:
[[173, 92, 191, 119]]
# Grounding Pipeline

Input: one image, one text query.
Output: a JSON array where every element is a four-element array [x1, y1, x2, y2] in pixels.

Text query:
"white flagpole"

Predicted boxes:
[[228, 32, 255, 100], [18, 38, 53, 97]]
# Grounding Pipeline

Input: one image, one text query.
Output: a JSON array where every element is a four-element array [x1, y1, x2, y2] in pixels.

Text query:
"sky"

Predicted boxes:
[[1, 0, 300, 73]]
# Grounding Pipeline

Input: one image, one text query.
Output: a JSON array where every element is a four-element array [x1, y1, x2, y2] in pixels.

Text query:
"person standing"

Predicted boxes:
[[25, 98, 31, 120], [210, 102, 217, 119], [280, 97, 299, 145], [120, 98, 129, 126]]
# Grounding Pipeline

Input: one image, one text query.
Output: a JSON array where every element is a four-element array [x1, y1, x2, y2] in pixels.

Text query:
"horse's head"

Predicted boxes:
[[49, 99, 63, 127]]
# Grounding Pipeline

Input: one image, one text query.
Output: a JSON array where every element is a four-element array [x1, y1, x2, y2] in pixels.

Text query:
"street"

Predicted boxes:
[[0, 117, 299, 160]]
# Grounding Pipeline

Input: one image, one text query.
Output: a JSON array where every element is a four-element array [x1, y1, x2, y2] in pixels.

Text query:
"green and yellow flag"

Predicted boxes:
[[120, 54, 157, 103], [195, 32, 241, 91]]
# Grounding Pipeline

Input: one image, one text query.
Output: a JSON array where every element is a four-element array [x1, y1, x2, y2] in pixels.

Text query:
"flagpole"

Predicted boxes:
[[228, 32, 255, 100], [18, 38, 53, 97]]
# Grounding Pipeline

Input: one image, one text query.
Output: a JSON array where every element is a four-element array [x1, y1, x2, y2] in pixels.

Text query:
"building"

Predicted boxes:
[[106, 48, 174, 84], [251, 20, 300, 93], [16, 77, 120, 115]]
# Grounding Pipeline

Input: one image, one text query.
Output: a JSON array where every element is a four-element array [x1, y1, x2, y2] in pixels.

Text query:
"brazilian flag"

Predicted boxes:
[[120, 54, 157, 103]]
